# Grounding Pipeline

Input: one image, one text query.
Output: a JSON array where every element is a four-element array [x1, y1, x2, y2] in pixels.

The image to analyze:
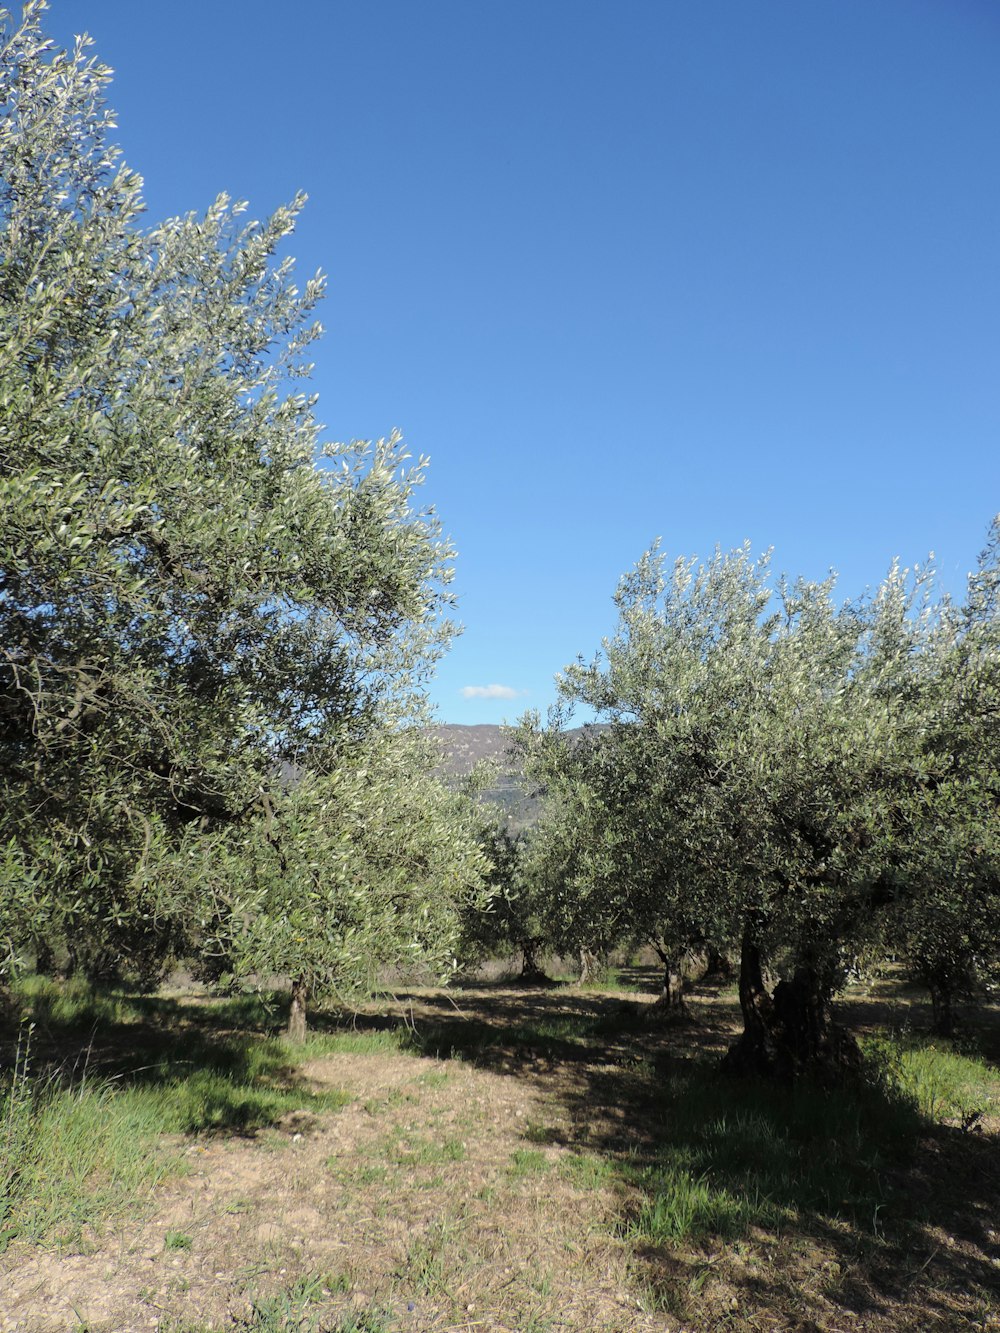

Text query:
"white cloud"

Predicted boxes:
[[461, 683, 524, 701]]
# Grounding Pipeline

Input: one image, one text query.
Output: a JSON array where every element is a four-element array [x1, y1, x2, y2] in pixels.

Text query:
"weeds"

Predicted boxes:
[[864, 1031, 999, 1124], [611, 1058, 926, 1245], [402, 1214, 460, 1295], [509, 1148, 552, 1176], [522, 1119, 561, 1144], [329, 1309, 394, 1333], [621, 1163, 766, 1242], [612, 1031, 1000, 1251], [559, 1152, 613, 1190], [0, 1022, 39, 1242], [0, 987, 352, 1245]]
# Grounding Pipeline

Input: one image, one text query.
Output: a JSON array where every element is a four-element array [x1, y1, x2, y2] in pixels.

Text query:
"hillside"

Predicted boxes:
[[426, 723, 514, 777], [427, 723, 538, 827]]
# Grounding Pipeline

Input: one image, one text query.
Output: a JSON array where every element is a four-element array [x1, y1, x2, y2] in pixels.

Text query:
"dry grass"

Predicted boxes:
[[1, 973, 998, 1332]]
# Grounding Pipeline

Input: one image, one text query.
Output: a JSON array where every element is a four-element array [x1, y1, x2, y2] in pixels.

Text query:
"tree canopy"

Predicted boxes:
[[519, 530, 1000, 1071], [0, 3, 485, 1000]]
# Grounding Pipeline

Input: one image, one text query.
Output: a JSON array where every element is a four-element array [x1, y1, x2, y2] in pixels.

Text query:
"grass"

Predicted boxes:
[[559, 1152, 614, 1190], [385, 1131, 466, 1166], [288, 1029, 413, 1058], [327, 1310, 394, 1333], [400, 1011, 628, 1063], [621, 1162, 766, 1242], [401, 1214, 462, 1295], [865, 1030, 998, 1125], [0, 981, 354, 1246], [1, 1071, 183, 1248], [509, 1147, 552, 1176], [160, 1272, 371, 1332], [606, 1030, 1000, 1254], [12, 975, 989, 1252], [610, 1059, 924, 1244]]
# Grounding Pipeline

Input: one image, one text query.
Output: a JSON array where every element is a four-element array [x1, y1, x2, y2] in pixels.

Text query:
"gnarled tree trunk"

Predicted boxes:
[[577, 947, 600, 986], [724, 927, 860, 1082], [519, 938, 550, 983], [288, 976, 309, 1042]]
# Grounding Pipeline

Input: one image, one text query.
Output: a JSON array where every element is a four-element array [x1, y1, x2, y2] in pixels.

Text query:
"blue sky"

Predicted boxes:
[[47, 1, 1000, 723]]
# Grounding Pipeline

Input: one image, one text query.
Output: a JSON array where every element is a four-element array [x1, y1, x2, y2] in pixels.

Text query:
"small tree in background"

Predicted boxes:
[[173, 728, 491, 1037], [458, 819, 556, 982]]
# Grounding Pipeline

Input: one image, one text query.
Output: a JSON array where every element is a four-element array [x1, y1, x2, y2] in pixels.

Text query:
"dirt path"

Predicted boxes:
[[0, 1034, 671, 1333]]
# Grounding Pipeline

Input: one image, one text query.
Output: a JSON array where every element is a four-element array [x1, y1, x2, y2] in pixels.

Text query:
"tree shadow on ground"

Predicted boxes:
[[328, 980, 1000, 1331], [2, 983, 324, 1136], [338, 974, 739, 1073], [6, 975, 998, 1328]]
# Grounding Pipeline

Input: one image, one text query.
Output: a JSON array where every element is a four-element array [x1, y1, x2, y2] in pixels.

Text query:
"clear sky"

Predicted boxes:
[[45, 1, 1000, 724]]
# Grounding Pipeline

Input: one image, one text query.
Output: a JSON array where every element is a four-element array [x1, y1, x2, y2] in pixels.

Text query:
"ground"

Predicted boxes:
[[1, 972, 998, 1332]]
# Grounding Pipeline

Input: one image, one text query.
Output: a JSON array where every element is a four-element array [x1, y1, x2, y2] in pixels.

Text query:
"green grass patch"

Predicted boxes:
[[0, 1073, 183, 1248], [559, 1152, 613, 1190], [11, 976, 293, 1037], [328, 1309, 395, 1333], [522, 1119, 561, 1145], [509, 1148, 551, 1176], [613, 1056, 926, 1245], [578, 966, 649, 994], [865, 1032, 1000, 1125], [417, 1070, 451, 1089], [389, 1133, 466, 1166], [614, 1032, 1000, 1249], [352, 1163, 391, 1185], [294, 1028, 414, 1057], [0, 984, 354, 1246], [622, 1163, 765, 1242], [401, 1214, 460, 1294]]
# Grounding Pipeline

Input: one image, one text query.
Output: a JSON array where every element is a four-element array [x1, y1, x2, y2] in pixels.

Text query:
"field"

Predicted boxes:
[[1, 970, 998, 1333]]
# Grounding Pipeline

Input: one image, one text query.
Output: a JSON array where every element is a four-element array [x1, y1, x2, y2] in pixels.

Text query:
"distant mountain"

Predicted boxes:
[[427, 723, 538, 827], [428, 722, 605, 829], [426, 723, 515, 777]]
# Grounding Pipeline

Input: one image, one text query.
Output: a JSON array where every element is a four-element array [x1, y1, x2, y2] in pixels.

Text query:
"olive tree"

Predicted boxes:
[[520, 547, 770, 1016], [0, 4, 476, 993], [171, 727, 490, 1036], [540, 541, 960, 1078], [890, 521, 1000, 1031], [513, 711, 717, 1003]]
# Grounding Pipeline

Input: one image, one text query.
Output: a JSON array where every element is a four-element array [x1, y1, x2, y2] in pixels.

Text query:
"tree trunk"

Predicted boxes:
[[703, 945, 734, 981], [577, 948, 599, 986], [288, 977, 309, 1042], [724, 928, 860, 1082], [518, 939, 550, 983], [648, 945, 688, 1017], [34, 939, 56, 977], [929, 982, 955, 1037]]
